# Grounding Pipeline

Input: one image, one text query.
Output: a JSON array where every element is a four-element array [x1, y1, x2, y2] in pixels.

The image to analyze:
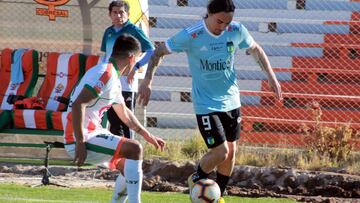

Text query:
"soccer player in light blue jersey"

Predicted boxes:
[[138, 0, 282, 202]]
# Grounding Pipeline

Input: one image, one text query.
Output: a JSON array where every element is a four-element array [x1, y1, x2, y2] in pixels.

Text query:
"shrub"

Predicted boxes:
[[181, 132, 207, 160], [302, 101, 359, 162]]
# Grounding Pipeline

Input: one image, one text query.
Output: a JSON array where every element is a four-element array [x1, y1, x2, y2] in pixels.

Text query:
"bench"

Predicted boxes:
[[0, 49, 98, 160]]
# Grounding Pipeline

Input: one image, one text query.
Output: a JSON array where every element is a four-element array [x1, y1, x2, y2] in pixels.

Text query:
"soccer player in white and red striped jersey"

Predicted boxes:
[[63, 34, 165, 203]]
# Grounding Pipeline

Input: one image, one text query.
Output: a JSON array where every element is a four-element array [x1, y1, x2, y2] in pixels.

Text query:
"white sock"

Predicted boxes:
[[111, 173, 128, 203], [124, 159, 143, 203]]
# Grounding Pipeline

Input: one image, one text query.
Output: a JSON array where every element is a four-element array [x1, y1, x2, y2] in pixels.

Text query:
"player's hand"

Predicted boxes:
[[268, 77, 282, 101], [127, 69, 136, 84], [74, 142, 87, 167], [137, 78, 152, 106], [143, 133, 166, 151]]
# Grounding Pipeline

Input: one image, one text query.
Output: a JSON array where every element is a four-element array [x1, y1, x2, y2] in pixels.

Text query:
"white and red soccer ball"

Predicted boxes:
[[191, 178, 221, 203]]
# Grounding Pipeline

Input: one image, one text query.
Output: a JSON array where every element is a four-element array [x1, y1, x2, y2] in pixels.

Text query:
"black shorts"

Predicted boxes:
[[196, 108, 241, 149], [107, 91, 136, 138]]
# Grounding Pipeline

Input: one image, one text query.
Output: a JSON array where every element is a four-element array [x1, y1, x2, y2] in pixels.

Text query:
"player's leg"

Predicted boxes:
[[189, 113, 228, 191], [112, 172, 128, 203], [120, 91, 136, 139], [216, 108, 241, 196], [119, 138, 143, 203], [216, 141, 236, 195], [85, 133, 143, 203], [108, 106, 124, 136], [64, 134, 130, 203], [197, 142, 229, 176], [107, 91, 136, 138]]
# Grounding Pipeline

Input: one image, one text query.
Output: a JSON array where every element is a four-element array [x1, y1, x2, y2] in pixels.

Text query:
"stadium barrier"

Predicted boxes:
[[145, 0, 360, 149]]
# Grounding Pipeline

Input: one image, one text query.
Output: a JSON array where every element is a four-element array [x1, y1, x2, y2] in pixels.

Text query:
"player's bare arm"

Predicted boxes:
[[112, 103, 166, 151], [127, 49, 155, 84], [144, 42, 171, 81], [71, 88, 98, 167], [248, 42, 282, 100], [138, 42, 171, 106]]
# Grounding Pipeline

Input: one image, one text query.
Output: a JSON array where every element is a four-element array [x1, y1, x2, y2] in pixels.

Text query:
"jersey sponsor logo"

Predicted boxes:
[[200, 58, 231, 71], [227, 41, 235, 53], [211, 46, 222, 51], [206, 136, 215, 145], [209, 42, 224, 52], [95, 81, 105, 90], [55, 83, 64, 93], [191, 33, 197, 39], [34, 0, 70, 21]]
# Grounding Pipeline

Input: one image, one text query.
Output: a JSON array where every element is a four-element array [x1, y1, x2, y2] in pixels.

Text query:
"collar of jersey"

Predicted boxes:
[[111, 20, 131, 33], [109, 57, 120, 77], [202, 20, 225, 39]]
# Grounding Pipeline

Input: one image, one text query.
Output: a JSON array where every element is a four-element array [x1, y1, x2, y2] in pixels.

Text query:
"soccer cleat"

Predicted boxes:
[[187, 172, 199, 196], [112, 188, 128, 203], [217, 197, 225, 203]]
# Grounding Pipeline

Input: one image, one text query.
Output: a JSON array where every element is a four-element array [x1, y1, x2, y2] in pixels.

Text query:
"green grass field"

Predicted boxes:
[[0, 184, 297, 203]]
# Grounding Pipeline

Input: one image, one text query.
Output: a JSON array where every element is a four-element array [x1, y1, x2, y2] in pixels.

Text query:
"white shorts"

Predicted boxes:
[[65, 130, 126, 169]]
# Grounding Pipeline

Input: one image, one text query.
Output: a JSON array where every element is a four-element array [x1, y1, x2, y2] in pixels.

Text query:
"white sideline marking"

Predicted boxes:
[[0, 197, 96, 203]]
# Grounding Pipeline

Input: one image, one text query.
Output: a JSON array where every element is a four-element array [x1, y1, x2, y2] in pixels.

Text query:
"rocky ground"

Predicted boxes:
[[0, 159, 359, 203]]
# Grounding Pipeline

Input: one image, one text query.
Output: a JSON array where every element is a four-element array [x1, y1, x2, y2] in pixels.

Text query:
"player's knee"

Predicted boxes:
[[132, 140, 143, 156], [227, 142, 236, 160], [222, 147, 230, 161], [120, 139, 143, 160], [213, 144, 229, 162], [129, 140, 143, 158]]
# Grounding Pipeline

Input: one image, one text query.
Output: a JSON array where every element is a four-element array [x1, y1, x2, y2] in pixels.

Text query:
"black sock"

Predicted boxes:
[[216, 172, 230, 196], [193, 165, 210, 183]]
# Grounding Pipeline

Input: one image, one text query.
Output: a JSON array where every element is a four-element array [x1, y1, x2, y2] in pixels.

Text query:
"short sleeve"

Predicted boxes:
[[114, 87, 125, 104], [133, 26, 155, 51], [238, 24, 254, 49], [84, 65, 113, 97], [166, 29, 191, 53]]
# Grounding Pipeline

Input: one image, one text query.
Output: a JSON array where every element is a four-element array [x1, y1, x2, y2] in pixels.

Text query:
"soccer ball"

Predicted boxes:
[[191, 179, 221, 203]]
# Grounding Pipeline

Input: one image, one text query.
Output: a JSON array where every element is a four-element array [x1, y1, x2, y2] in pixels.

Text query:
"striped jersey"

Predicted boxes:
[[166, 20, 254, 114], [63, 62, 124, 144]]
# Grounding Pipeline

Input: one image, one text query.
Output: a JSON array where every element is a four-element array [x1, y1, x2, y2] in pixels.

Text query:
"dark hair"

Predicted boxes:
[[108, 0, 130, 13], [207, 0, 235, 14], [111, 34, 141, 59]]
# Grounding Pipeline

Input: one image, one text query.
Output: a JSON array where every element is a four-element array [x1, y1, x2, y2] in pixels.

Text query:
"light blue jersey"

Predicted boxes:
[[166, 20, 254, 114]]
